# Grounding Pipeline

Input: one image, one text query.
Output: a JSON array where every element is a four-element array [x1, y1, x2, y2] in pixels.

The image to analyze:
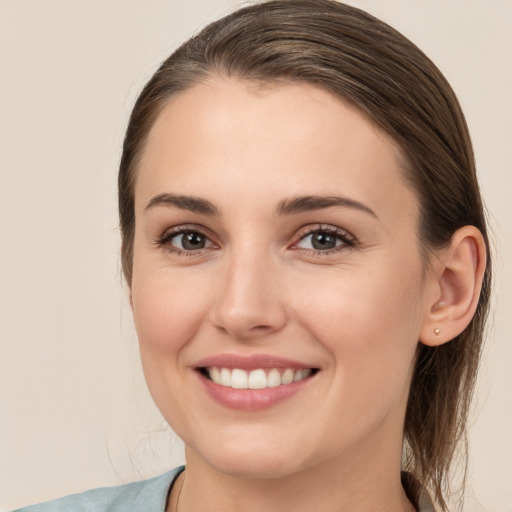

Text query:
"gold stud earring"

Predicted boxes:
[[434, 328, 440, 336]]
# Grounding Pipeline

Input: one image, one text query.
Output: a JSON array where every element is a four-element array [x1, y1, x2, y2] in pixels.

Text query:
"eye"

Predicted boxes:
[[158, 228, 214, 253], [173, 231, 211, 250], [297, 232, 341, 250], [293, 225, 355, 253]]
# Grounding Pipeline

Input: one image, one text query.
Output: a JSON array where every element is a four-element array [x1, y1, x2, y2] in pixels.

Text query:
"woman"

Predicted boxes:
[[13, 0, 491, 510]]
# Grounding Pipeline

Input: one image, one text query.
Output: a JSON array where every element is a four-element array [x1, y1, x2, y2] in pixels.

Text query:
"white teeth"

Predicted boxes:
[[267, 368, 281, 388], [210, 367, 221, 384], [248, 369, 267, 389], [294, 368, 312, 382], [231, 368, 248, 389], [281, 368, 294, 385], [207, 367, 314, 389], [220, 368, 231, 387]]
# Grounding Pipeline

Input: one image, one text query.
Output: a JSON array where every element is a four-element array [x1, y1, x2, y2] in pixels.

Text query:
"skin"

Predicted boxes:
[[130, 78, 442, 512]]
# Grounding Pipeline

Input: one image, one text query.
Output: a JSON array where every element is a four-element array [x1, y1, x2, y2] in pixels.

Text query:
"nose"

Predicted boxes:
[[210, 252, 287, 341]]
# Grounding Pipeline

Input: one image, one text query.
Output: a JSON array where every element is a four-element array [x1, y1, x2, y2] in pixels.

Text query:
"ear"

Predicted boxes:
[[419, 226, 487, 347]]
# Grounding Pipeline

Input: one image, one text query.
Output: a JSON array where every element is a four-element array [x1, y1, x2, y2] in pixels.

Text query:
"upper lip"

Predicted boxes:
[[194, 353, 317, 371]]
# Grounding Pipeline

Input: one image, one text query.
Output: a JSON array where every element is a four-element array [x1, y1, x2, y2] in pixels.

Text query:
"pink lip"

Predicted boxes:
[[193, 353, 318, 412], [194, 353, 314, 371], [198, 375, 313, 411]]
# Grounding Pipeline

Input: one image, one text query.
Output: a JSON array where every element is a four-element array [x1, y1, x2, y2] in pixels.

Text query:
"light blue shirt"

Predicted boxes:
[[11, 466, 184, 512]]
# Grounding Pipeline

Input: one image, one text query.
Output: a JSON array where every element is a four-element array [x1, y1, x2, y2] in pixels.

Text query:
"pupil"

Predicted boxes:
[[312, 233, 335, 250], [182, 232, 205, 250]]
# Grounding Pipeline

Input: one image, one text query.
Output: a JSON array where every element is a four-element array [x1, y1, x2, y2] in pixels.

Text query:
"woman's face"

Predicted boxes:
[[131, 78, 434, 478]]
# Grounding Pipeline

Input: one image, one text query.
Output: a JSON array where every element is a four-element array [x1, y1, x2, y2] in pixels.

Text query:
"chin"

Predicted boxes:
[[186, 431, 315, 480], [211, 453, 306, 480]]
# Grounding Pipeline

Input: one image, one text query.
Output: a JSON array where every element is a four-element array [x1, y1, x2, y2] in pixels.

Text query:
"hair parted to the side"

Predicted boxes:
[[118, 1, 491, 509]]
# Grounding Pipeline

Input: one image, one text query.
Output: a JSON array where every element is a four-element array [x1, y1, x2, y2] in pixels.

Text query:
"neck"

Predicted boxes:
[[169, 434, 415, 512]]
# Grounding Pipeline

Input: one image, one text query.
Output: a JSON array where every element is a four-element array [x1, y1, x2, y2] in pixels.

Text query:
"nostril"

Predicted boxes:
[[250, 324, 274, 331]]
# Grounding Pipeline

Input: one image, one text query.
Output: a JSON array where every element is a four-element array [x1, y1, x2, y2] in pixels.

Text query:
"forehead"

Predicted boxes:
[[135, 78, 417, 224]]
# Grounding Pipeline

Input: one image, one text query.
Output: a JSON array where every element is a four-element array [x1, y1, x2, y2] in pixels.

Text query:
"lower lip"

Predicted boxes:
[[197, 371, 316, 411]]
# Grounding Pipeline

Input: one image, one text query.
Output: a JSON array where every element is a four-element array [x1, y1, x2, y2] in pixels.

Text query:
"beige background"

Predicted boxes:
[[0, 1, 510, 510]]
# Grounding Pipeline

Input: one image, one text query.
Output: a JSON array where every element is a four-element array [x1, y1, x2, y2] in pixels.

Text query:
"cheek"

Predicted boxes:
[[132, 266, 209, 351], [130, 265, 213, 413], [130, 266, 215, 431], [291, 259, 425, 394], [295, 260, 424, 338]]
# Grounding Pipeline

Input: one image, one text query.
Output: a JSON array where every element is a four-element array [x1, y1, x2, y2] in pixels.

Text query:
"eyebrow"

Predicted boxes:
[[144, 193, 377, 218], [277, 195, 377, 218], [144, 193, 219, 216]]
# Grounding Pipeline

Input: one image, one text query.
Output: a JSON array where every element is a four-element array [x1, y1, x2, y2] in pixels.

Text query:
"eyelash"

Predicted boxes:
[[156, 224, 357, 257], [291, 224, 356, 256], [156, 225, 215, 256]]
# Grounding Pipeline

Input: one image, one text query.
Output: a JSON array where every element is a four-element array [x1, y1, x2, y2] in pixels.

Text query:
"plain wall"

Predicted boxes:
[[0, 1, 510, 510]]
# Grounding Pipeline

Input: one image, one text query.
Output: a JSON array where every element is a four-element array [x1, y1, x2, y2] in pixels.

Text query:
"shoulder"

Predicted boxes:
[[11, 466, 184, 512]]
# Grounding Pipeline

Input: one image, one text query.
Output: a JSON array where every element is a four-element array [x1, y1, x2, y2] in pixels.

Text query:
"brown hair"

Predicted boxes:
[[118, 0, 491, 508]]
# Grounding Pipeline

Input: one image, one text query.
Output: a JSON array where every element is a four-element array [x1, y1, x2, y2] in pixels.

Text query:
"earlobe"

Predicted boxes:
[[420, 226, 487, 347]]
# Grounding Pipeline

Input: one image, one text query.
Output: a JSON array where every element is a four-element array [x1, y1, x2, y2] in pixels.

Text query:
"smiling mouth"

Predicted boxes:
[[199, 367, 318, 390]]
